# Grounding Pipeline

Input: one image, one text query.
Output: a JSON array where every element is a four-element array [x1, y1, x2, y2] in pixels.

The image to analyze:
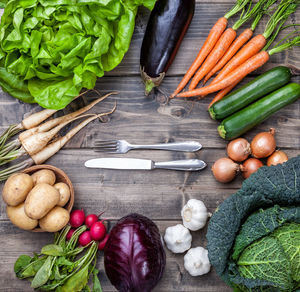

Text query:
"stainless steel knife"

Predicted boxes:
[[84, 158, 207, 171]]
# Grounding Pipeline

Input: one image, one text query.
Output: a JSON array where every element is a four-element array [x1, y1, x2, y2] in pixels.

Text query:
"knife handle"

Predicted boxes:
[[154, 159, 206, 171]]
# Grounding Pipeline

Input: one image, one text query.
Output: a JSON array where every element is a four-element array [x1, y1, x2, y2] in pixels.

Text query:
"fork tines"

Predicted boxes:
[[94, 140, 118, 152]]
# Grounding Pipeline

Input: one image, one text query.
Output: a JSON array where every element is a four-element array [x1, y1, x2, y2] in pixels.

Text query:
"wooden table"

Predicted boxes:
[[0, 1, 299, 291]]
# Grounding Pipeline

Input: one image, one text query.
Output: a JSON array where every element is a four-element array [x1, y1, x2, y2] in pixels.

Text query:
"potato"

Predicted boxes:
[[2, 173, 33, 206], [39, 206, 70, 232], [7, 203, 38, 230], [25, 183, 60, 219], [31, 169, 56, 186], [54, 182, 71, 207]]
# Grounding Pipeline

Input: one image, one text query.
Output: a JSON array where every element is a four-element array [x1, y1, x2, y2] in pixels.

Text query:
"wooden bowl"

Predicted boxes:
[[22, 165, 74, 232]]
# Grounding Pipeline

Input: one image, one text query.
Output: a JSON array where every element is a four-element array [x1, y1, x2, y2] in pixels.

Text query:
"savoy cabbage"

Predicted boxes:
[[206, 156, 300, 291]]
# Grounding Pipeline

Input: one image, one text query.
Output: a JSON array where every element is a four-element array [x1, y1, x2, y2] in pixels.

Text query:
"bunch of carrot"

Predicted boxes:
[[0, 91, 117, 181], [171, 0, 300, 106]]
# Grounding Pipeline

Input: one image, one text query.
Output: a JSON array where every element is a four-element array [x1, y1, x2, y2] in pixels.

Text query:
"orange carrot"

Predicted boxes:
[[170, 17, 228, 98], [208, 78, 242, 108], [209, 34, 267, 87], [188, 28, 236, 90], [204, 28, 254, 84], [175, 51, 270, 98]]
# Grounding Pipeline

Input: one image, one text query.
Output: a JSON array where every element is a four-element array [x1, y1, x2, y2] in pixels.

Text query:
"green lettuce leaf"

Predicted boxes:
[[0, 0, 156, 109]]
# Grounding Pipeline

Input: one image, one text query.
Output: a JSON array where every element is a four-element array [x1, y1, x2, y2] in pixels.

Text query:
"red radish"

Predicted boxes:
[[79, 231, 92, 246], [66, 228, 76, 241], [90, 221, 107, 241], [70, 209, 85, 228], [98, 234, 110, 250], [85, 214, 99, 229]]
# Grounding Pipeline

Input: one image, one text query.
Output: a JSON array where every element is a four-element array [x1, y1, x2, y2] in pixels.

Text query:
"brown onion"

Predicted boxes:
[[212, 157, 239, 183], [267, 150, 288, 166], [227, 138, 251, 162], [241, 158, 264, 179], [251, 128, 276, 158]]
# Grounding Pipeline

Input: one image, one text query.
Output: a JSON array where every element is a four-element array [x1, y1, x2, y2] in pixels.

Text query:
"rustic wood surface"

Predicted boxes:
[[0, 1, 300, 291]]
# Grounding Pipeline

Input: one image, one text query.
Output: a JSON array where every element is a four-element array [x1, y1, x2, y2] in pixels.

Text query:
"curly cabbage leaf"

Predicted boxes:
[[206, 156, 300, 291], [237, 236, 293, 291], [272, 223, 300, 282], [232, 206, 300, 260], [0, 0, 156, 109]]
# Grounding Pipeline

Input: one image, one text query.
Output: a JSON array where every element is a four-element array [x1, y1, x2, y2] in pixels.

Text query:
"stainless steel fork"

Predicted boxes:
[[94, 140, 202, 154]]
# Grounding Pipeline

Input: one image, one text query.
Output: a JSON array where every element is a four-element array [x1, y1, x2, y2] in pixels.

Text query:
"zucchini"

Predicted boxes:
[[209, 66, 291, 120], [218, 83, 300, 140]]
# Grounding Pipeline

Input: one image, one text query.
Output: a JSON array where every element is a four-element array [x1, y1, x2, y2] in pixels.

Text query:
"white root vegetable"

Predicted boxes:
[[184, 247, 211, 276], [19, 92, 118, 142], [21, 113, 94, 156], [164, 224, 192, 253], [181, 199, 211, 231], [0, 104, 116, 181], [31, 105, 116, 165], [21, 109, 57, 130]]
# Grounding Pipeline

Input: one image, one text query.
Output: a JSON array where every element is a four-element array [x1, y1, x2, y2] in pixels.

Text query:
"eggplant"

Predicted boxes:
[[140, 0, 195, 95]]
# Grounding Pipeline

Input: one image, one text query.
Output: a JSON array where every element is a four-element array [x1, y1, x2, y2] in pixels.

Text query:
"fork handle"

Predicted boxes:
[[131, 141, 202, 152], [154, 159, 206, 171]]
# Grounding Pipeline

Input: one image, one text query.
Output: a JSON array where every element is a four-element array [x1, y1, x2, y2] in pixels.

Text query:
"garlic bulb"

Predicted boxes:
[[181, 199, 210, 231], [164, 224, 192, 253], [184, 247, 211, 276]]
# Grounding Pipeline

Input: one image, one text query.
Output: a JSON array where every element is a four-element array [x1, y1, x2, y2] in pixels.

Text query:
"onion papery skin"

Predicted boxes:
[[251, 128, 276, 158], [227, 138, 251, 162], [267, 150, 288, 166]]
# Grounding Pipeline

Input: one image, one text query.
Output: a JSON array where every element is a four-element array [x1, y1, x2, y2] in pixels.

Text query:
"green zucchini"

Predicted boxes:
[[218, 83, 300, 140], [209, 66, 291, 120]]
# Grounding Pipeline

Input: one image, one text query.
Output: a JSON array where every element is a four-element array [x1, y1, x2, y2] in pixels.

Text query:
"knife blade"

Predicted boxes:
[[84, 158, 206, 171]]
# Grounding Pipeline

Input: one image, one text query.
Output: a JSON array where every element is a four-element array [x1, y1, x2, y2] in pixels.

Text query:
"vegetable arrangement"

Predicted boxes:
[[171, 0, 300, 101], [207, 156, 300, 291], [0, 0, 156, 109], [140, 0, 195, 95], [171, 0, 252, 97], [212, 128, 289, 183], [3, 168, 71, 231], [0, 92, 116, 181], [14, 225, 102, 291]]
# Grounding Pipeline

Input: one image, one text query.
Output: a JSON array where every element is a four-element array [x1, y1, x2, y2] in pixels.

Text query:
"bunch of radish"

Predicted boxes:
[[67, 209, 110, 250], [212, 128, 289, 183]]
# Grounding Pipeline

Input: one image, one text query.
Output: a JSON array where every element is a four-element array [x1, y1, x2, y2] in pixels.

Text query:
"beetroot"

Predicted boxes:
[[85, 214, 99, 229], [66, 228, 76, 241], [70, 209, 85, 228], [79, 231, 92, 246], [90, 221, 107, 241], [98, 234, 110, 250]]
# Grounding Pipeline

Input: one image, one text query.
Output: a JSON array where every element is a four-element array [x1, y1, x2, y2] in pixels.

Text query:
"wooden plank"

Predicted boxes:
[[0, 220, 231, 292], [1, 149, 299, 221], [1, 75, 299, 148]]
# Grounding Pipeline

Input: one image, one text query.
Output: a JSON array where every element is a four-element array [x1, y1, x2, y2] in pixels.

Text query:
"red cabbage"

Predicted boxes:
[[104, 213, 166, 292]]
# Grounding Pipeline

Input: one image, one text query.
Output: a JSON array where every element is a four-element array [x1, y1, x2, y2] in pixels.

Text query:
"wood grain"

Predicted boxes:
[[0, 1, 299, 292]]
